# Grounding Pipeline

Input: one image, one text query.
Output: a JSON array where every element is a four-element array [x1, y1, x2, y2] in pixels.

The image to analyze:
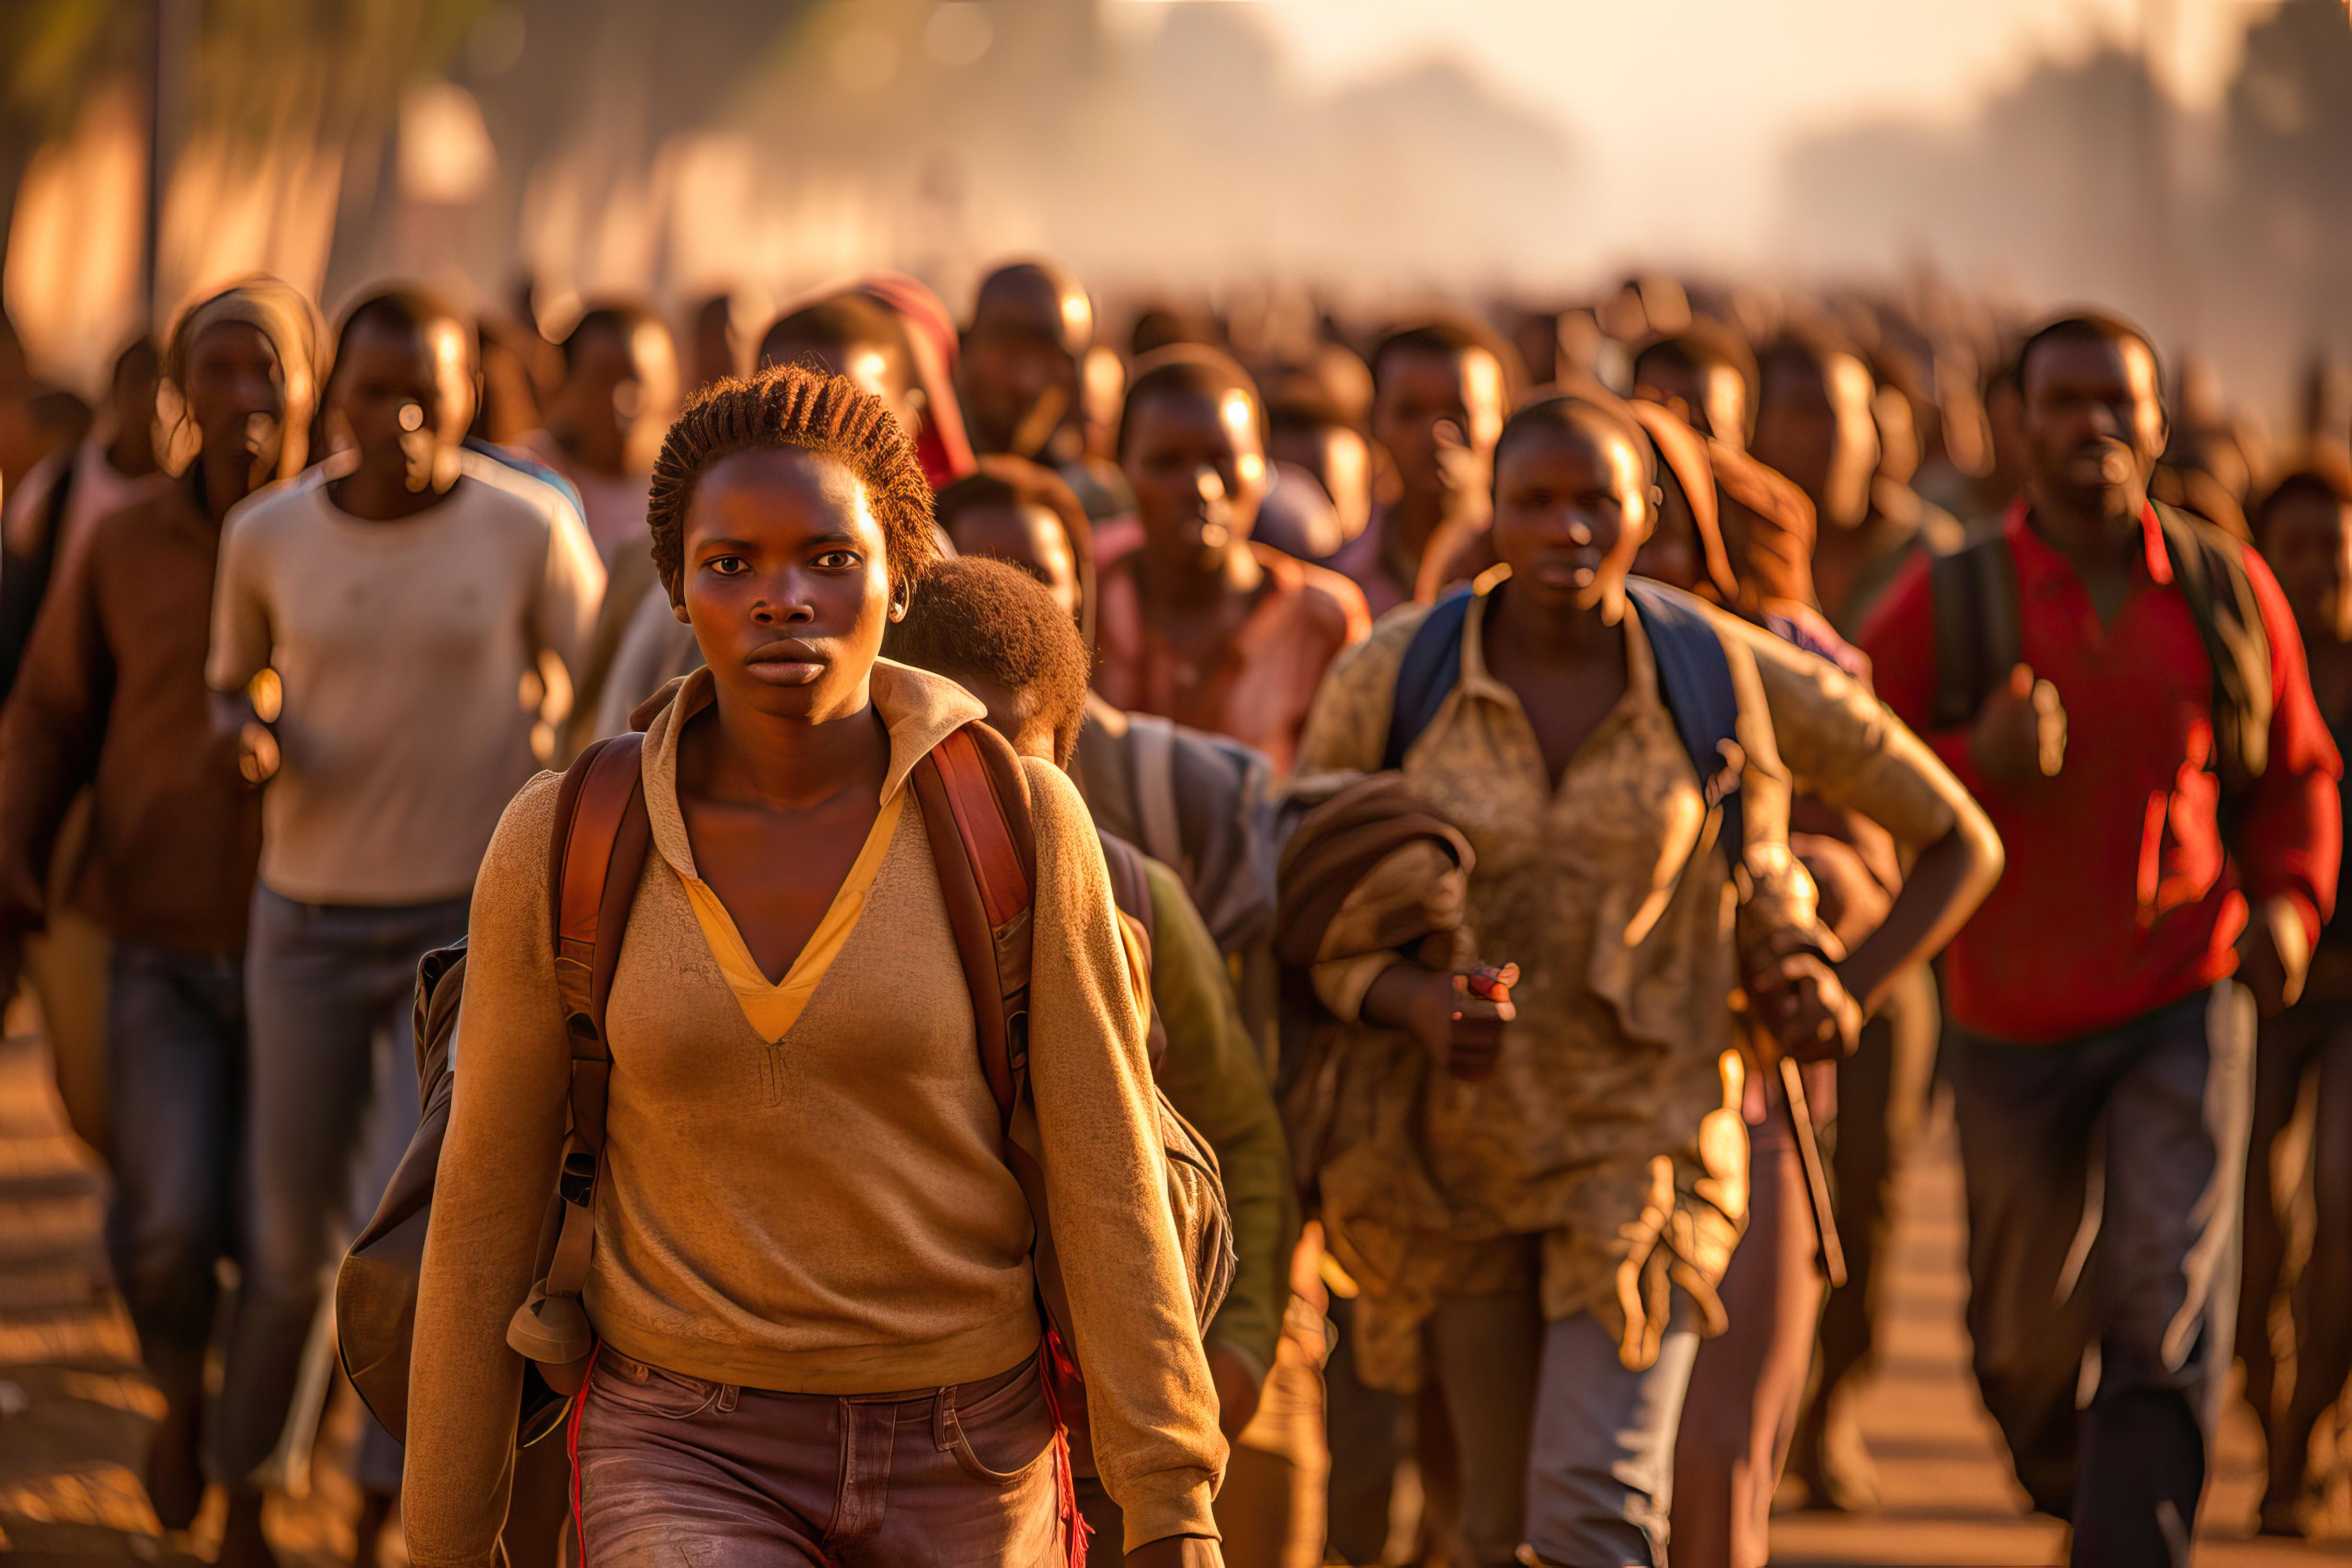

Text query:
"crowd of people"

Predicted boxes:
[[0, 251, 2347, 1568]]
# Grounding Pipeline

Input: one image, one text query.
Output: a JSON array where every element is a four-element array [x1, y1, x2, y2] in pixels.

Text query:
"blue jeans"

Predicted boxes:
[[106, 939, 247, 1514], [215, 885, 470, 1496], [1948, 985, 2253, 1567], [1429, 1292, 1700, 1566]]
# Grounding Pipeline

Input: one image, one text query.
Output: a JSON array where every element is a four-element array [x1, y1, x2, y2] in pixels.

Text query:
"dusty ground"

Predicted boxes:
[[5, 1022, 2347, 1566]]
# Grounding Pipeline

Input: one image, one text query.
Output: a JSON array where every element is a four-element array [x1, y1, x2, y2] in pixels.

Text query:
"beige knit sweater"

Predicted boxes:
[[403, 663, 1224, 1563]]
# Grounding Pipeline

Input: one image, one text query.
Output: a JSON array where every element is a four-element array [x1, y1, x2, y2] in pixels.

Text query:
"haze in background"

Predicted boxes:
[[1, 0, 2344, 418]]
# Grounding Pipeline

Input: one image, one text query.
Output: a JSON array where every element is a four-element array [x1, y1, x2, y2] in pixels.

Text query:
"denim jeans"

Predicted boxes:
[[106, 938, 247, 1518], [214, 885, 470, 1496], [1427, 1295, 1700, 1567], [574, 1347, 1068, 1567], [1948, 984, 2253, 1567]]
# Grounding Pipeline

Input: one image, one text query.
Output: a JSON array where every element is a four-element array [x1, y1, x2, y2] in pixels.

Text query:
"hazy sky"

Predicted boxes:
[[1117, 0, 2284, 266]]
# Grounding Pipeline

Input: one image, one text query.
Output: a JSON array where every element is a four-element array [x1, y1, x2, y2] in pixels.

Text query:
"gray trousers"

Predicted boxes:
[[1947, 984, 2253, 1567], [1429, 1294, 1699, 1567], [215, 885, 470, 1496]]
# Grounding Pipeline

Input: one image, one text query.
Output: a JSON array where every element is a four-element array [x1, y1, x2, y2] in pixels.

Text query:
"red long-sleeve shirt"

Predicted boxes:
[[1861, 500, 2341, 1043]]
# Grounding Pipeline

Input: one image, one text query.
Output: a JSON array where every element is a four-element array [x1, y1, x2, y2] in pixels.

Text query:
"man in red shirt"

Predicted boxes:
[[1862, 314, 2342, 1563]]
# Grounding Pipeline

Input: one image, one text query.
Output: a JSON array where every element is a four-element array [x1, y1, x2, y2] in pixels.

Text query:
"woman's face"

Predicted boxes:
[[1489, 412, 1651, 616], [674, 446, 896, 723]]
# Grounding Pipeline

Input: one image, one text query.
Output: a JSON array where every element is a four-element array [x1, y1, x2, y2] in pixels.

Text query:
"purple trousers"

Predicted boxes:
[[573, 1346, 1071, 1568]]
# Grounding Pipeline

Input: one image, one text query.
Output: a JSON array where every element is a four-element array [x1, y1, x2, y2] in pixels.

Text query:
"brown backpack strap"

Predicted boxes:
[[511, 734, 651, 1387], [914, 724, 1036, 1128], [548, 733, 651, 1157]]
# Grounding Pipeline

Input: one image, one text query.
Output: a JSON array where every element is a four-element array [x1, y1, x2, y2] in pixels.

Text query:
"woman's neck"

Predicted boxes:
[[691, 682, 890, 812]]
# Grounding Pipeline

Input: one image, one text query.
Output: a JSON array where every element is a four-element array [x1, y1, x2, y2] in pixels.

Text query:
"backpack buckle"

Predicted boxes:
[[559, 1150, 598, 1206]]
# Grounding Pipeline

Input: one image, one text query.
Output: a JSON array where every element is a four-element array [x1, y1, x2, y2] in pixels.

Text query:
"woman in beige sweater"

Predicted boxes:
[[405, 365, 1225, 1568]]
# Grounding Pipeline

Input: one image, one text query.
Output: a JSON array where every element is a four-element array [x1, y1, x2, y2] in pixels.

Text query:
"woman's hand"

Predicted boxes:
[[1748, 950, 1863, 1062], [1363, 961, 1519, 1081], [1128, 1537, 1224, 1568]]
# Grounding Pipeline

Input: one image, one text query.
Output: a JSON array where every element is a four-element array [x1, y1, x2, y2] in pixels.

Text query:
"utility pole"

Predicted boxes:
[[146, 0, 190, 324]]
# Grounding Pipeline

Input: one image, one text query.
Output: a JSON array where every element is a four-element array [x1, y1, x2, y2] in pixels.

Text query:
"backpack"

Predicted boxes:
[[337, 720, 1234, 1445], [1386, 577, 1748, 869], [1928, 501, 2271, 815]]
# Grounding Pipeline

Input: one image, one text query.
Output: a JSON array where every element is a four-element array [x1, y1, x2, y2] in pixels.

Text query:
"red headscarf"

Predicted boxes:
[[852, 272, 977, 490]]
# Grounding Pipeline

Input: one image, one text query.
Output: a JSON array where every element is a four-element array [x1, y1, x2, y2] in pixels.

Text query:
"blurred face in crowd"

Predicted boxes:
[[1489, 408, 1651, 617], [1269, 420, 1372, 540], [1634, 354, 1747, 450], [1123, 384, 1266, 575], [948, 501, 1081, 622], [1631, 460, 1702, 593], [2020, 331, 2165, 526], [1753, 350, 1878, 530], [961, 270, 1088, 459], [674, 446, 894, 724], [332, 314, 474, 493], [563, 315, 679, 476], [184, 321, 288, 491], [763, 325, 919, 447], [1372, 344, 1507, 506], [2265, 487, 2352, 645]]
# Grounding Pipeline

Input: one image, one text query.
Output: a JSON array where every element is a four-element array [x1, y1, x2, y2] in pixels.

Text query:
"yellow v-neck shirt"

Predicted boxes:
[[677, 790, 908, 1043]]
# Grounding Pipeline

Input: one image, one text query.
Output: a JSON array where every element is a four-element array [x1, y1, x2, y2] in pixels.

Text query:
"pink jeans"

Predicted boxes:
[[572, 1346, 1069, 1567]]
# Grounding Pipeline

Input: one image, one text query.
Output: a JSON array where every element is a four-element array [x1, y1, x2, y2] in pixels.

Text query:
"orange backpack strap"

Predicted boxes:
[[913, 723, 1036, 1128]]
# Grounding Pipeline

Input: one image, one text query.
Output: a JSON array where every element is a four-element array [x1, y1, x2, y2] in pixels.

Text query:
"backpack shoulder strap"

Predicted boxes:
[[1096, 828, 1168, 1076], [1625, 579, 1747, 870], [547, 732, 650, 1159], [913, 723, 1037, 1128], [1123, 711, 1186, 874], [2154, 501, 2273, 791], [1384, 586, 1476, 770], [514, 732, 651, 1368], [1929, 533, 2020, 731]]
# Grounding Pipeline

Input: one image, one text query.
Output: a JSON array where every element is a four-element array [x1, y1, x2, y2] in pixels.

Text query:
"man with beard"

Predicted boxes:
[[1861, 313, 2343, 1565]]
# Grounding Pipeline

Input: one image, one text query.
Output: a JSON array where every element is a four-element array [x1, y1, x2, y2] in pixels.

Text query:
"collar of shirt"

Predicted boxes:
[[1451, 578, 1661, 720], [2003, 493, 2172, 597]]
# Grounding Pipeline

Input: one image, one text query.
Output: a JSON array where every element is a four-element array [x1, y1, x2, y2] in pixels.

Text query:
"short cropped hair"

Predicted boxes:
[[331, 286, 470, 381], [1116, 344, 1266, 462], [1492, 390, 1657, 494], [883, 556, 1093, 767], [1632, 318, 1760, 440], [2016, 312, 2164, 403], [757, 295, 909, 378], [646, 363, 939, 602], [1369, 317, 1524, 407], [560, 302, 660, 372], [1757, 320, 1870, 402], [2254, 464, 2352, 542]]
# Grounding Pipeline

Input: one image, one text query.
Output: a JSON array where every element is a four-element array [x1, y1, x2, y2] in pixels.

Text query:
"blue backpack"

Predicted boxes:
[[1382, 578, 1747, 869]]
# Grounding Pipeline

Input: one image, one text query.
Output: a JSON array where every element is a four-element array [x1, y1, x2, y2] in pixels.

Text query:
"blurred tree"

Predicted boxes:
[[2221, 0, 2352, 345]]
